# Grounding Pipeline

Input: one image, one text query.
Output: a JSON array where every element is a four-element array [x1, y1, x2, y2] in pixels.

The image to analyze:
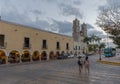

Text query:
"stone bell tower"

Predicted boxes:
[[81, 23, 87, 37], [72, 18, 80, 42]]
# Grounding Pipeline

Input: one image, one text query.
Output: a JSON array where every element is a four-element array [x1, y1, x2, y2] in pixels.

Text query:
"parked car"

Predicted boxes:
[[57, 53, 68, 59], [62, 53, 68, 59], [57, 55, 63, 59], [68, 54, 74, 58], [77, 54, 86, 58]]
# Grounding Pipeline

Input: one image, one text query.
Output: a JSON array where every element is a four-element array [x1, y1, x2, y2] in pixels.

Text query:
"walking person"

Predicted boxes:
[[77, 56, 83, 73], [84, 56, 90, 73]]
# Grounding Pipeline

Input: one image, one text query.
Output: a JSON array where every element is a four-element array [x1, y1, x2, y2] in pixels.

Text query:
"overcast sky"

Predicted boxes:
[[0, 0, 119, 47]]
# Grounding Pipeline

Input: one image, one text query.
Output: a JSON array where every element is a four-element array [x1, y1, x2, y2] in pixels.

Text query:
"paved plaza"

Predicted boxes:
[[0, 55, 120, 84]]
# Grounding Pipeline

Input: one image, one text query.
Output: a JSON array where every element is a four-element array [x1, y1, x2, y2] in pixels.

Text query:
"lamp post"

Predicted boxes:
[[98, 43, 102, 60], [99, 48, 101, 60]]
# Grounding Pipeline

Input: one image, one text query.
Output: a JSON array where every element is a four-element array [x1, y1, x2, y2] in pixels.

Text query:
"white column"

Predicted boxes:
[[19, 55, 22, 63], [30, 55, 33, 62], [6, 52, 9, 65], [39, 53, 41, 62], [47, 52, 49, 61], [6, 56, 8, 64]]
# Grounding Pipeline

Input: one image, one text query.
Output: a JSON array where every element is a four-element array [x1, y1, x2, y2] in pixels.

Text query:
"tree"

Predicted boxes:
[[83, 36, 91, 44], [84, 35, 102, 54], [99, 43, 106, 49], [90, 34, 96, 44], [95, 36, 101, 44], [96, 4, 120, 48], [90, 34, 102, 53]]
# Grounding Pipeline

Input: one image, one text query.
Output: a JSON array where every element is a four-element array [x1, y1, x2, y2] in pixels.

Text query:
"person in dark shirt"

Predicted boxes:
[[77, 56, 83, 73]]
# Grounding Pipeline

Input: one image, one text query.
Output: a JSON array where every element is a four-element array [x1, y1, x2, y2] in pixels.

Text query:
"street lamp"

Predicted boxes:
[[99, 48, 101, 60], [98, 42, 102, 60]]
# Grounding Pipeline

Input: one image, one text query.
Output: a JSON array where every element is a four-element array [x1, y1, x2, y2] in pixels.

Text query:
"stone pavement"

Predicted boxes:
[[0, 56, 120, 84], [97, 53, 120, 66]]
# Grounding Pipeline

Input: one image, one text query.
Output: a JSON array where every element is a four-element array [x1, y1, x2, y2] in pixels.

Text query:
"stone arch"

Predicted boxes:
[[0, 50, 6, 64], [55, 51, 60, 59], [21, 50, 30, 62], [66, 51, 70, 56], [70, 51, 73, 54], [41, 51, 47, 60], [61, 51, 64, 55], [49, 51, 54, 60], [8, 50, 20, 63], [74, 51, 77, 56], [32, 51, 40, 61]]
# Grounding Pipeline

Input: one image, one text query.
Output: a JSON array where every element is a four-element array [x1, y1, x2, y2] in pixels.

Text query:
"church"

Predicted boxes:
[[72, 18, 87, 56]]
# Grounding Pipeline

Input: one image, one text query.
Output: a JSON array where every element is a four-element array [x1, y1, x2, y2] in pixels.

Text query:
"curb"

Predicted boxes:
[[97, 60, 120, 66]]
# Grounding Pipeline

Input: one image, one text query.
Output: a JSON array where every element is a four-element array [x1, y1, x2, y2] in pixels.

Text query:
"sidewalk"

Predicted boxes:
[[97, 53, 120, 66]]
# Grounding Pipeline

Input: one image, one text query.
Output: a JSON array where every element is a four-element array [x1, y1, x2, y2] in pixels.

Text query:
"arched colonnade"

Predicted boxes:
[[0, 50, 73, 64]]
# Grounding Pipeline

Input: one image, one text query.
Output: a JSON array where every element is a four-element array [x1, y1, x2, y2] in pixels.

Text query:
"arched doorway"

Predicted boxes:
[[61, 51, 64, 55], [32, 51, 39, 61], [56, 51, 60, 59], [74, 51, 77, 57], [0, 50, 6, 64], [70, 51, 73, 54], [8, 50, 20, 63], [66, 51, 70, 55], [21, 50, 30, 62], [49, 51, 54, 60], [41, 51, 47, 60]]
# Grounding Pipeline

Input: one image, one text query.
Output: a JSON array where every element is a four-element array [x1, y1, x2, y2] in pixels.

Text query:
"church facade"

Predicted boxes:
[[72, 18, 87, 55]]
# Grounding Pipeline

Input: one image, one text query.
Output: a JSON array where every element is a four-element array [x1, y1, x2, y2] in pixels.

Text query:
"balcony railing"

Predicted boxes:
[[0, 42, 7, 49], [42, 45, 48, 49], [66, 47, 69, 50], [56, 47, 60, 50], [23, 44, 31, 49]]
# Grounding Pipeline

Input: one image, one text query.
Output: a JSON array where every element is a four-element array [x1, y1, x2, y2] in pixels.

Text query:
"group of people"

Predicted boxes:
[[77, 55, 90, 74]]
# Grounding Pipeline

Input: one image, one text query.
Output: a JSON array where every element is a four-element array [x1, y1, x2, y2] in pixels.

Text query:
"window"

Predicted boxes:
[[56, 42, 60, 49], [76, 46, 77, 50], [0, 35, 5, 47], [24, 37, 30, 48], [42, 40, 47, 49], [66, 43, 69, 50], [79, 46, 80, 50]]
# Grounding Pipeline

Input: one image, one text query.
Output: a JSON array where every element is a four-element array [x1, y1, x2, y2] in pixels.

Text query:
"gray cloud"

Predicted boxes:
[[0, 0, 105, 38], [29, 19, 73, 35], [86, 24, 95, 29], [30, 10, 43, 15], [1, 9, 31, 26], [59, 3, 83, 18], [52, 19, 73, 34], [45, 0, 57, 2], [98, 0, 120, 10], [106, 0, 120, 6], [73, 0, 81, 5], [88, 29, 104, 37], [29, 19, 50, 30]]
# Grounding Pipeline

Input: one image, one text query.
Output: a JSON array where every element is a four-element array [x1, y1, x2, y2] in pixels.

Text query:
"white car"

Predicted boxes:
[[77, 54, 86, 58], [68, 54, 74, 58]]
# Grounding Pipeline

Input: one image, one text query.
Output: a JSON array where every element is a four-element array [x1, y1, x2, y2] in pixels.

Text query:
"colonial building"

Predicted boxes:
[[0, 18, 87, 65], [0, 20, 73, 64], [72, 18, 87, 55]]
